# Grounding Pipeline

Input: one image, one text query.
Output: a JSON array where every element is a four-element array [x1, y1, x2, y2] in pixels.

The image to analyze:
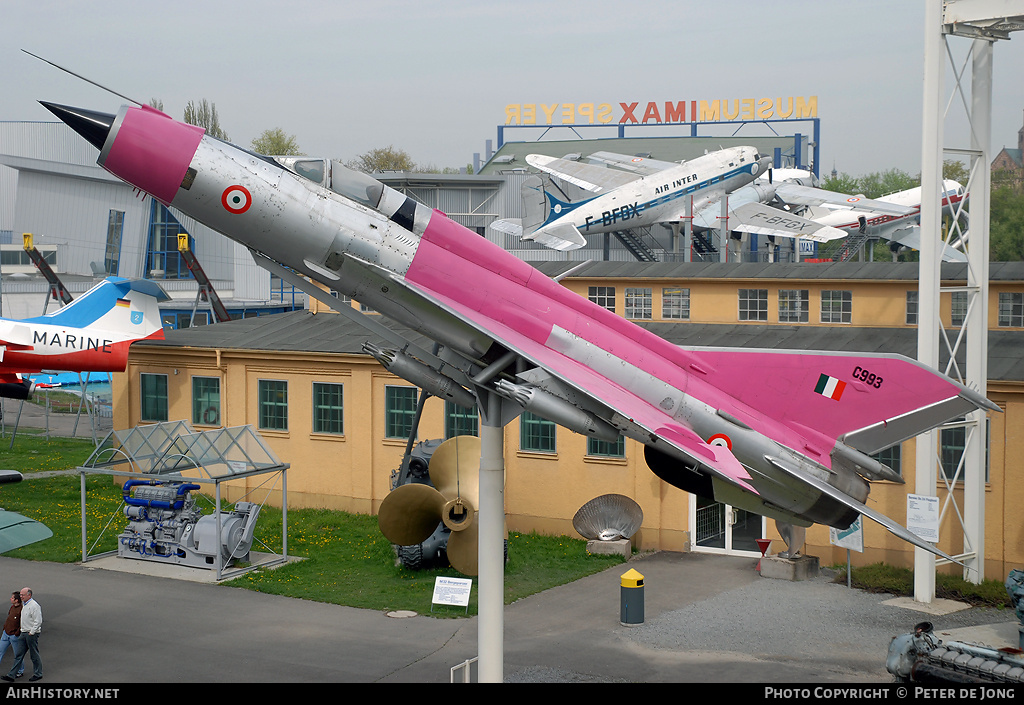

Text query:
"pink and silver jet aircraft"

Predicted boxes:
[[43, 100, 995, 561]]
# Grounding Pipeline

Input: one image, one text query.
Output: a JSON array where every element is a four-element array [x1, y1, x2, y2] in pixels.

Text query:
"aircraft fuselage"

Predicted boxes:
[[548, 147, 769, 236]]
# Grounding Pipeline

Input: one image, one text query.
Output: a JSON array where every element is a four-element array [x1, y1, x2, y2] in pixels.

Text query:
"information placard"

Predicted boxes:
[[907, 494, 940, 542], [830, 515, 863, 552], [432, 576, 473, 611]]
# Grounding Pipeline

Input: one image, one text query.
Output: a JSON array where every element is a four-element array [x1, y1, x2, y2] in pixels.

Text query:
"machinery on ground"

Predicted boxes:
[[886, 620, 1024, 683], [117, 479, 260, 568], [379, 435, 507, 576]]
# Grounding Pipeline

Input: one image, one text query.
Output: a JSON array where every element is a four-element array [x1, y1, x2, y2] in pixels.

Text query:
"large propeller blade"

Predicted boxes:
[[377, 436, 486, 575]]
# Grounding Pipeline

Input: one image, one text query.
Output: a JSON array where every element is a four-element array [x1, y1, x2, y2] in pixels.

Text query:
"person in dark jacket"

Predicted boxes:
[[0, 592, 24, 679]]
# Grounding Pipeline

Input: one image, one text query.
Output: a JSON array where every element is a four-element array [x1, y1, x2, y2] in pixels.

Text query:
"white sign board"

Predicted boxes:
[[830, 515, 864, 552], [432, 576, 473, 608], [906, 494, 940, 543]]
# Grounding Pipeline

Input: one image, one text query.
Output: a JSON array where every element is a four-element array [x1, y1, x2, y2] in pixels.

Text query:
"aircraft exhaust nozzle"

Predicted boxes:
[[40, 102, 115, 151], [494, 379, 620, 442], [0, 380, 36, 401], [362, 342, 475, 409]]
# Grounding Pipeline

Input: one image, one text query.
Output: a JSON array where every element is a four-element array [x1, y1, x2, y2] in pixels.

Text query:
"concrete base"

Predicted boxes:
[[587, 538, 631, 559], [759, 554, 819, 581]]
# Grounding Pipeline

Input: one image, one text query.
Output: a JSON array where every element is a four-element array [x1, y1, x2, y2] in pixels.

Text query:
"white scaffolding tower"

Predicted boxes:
[[916, 0, 1024, 601]]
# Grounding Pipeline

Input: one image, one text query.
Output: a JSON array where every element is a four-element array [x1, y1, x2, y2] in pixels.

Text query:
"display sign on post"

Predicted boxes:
[[432, 576, 473, 614], [830, 515, 864, 552], [907, 494, 940, 543]]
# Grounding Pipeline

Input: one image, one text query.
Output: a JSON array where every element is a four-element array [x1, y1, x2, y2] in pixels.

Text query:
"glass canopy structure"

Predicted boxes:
[[78, 421, 290, 580]]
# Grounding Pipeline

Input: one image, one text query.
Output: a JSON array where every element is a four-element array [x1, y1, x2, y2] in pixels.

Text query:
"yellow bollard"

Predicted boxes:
[[620, 568, 644, 626]]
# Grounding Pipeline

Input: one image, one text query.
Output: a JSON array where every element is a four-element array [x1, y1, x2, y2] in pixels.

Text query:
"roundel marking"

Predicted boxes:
[[631, 157, 643, 162], [553, 204, 562, 214], [751, 162, 759, 175], [708, 433, 732, 450], [846, 196, 861, 203], [222, 185, 253, 214]]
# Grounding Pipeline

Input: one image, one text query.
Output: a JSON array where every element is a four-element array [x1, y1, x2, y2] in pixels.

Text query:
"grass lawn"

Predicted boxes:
[[832, 562, 1014, 608], [0, 441, 627, 615]]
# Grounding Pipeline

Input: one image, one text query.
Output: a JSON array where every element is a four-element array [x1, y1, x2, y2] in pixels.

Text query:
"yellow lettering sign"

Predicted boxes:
[[504, 97, 816, 125]]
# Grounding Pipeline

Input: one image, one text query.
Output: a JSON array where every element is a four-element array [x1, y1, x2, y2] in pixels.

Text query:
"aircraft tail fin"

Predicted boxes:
[[34, 277, 170, 340]]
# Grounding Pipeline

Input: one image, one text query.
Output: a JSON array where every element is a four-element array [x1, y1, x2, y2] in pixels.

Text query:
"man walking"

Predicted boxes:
[[2, 588, 41, 682]]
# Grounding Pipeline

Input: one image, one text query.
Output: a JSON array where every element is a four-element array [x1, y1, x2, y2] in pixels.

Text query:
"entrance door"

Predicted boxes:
[[690, 495, 765, 556]]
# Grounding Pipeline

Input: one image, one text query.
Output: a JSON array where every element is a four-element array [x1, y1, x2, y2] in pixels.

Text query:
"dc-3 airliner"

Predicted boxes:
[[42, 98, 995, 569], [0, 277, 168, 399], [492, 150, 932, 252], [499, 150, 966, 262]]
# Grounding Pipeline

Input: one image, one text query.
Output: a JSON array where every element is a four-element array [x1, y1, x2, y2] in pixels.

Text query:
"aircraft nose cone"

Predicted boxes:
[[39, 102, 115, 151]]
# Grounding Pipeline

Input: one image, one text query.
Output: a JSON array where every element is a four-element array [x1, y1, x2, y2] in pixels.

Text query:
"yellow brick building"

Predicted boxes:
[[116, 261, 1024, 578]]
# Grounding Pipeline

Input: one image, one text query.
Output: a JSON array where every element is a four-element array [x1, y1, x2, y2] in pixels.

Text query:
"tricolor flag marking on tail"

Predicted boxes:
[[814, 373, 846, 401], [116, 298, 131, 308]]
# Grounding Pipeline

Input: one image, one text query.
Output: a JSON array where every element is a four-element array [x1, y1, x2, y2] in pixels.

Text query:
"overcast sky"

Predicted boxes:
[[4, 1, 1023, 178]]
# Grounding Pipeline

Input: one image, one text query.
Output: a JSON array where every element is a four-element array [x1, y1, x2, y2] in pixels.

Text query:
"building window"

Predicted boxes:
[[140, 373, 168, 422], [105, 210, 124, 276], [779, 289, 809, 323], [589, 286, 616, 313], [940, 419, 990, 482], [662, 287, 690, 320], [821, 290, 852, 324], [951, 291, 968, 327], [588, 435, 625, 458], [940, 425, 965, 481], [0, 248, 57, 267], [998, 292, 1024, 327], [312, 382, 344, 435], [520, 412, 556, 453], [147, 201, 192, 279], [385, 385, 418, 439], [625, 288, 652, 320], [906, 291, 918, 325], [445, 401, 478, 438], [872, 444, 901, 478], [258, 379, 288, 431], [192, 376, 221, 426], [738, 289, 768, 321]]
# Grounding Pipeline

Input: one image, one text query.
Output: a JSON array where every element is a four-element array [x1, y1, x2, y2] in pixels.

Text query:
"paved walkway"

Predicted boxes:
[[0, 551, 1017, 683]]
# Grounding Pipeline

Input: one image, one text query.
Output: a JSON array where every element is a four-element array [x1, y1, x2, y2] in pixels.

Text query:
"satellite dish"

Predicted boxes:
[[572, 494, 643, 542]]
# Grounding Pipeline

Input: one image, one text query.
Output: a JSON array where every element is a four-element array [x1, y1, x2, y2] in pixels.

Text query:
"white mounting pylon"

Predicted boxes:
[[916, 0, 1024, 601]]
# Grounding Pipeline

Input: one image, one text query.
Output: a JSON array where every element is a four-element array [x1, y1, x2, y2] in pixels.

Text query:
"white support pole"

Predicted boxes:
[[964, 36, 993, 584], [915, 0, 945, 604], [477, 401, 505, 683]]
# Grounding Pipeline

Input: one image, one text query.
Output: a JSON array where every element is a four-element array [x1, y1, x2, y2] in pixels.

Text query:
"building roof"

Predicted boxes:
[[142, 309, 430, 356], [533, 260, 1024, 282], [994, 147, 1023, 168], [138, 308, 1024, 383], [642, 322, 1024, 383]]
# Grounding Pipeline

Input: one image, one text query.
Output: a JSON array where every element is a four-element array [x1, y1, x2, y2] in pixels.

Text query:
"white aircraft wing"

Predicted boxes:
[[887, 225, 968, 263], [585, 151, 681, 176], [525, 155, 638, 193], [730, 202, 847, 243], [774, 182, 916, 216]]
